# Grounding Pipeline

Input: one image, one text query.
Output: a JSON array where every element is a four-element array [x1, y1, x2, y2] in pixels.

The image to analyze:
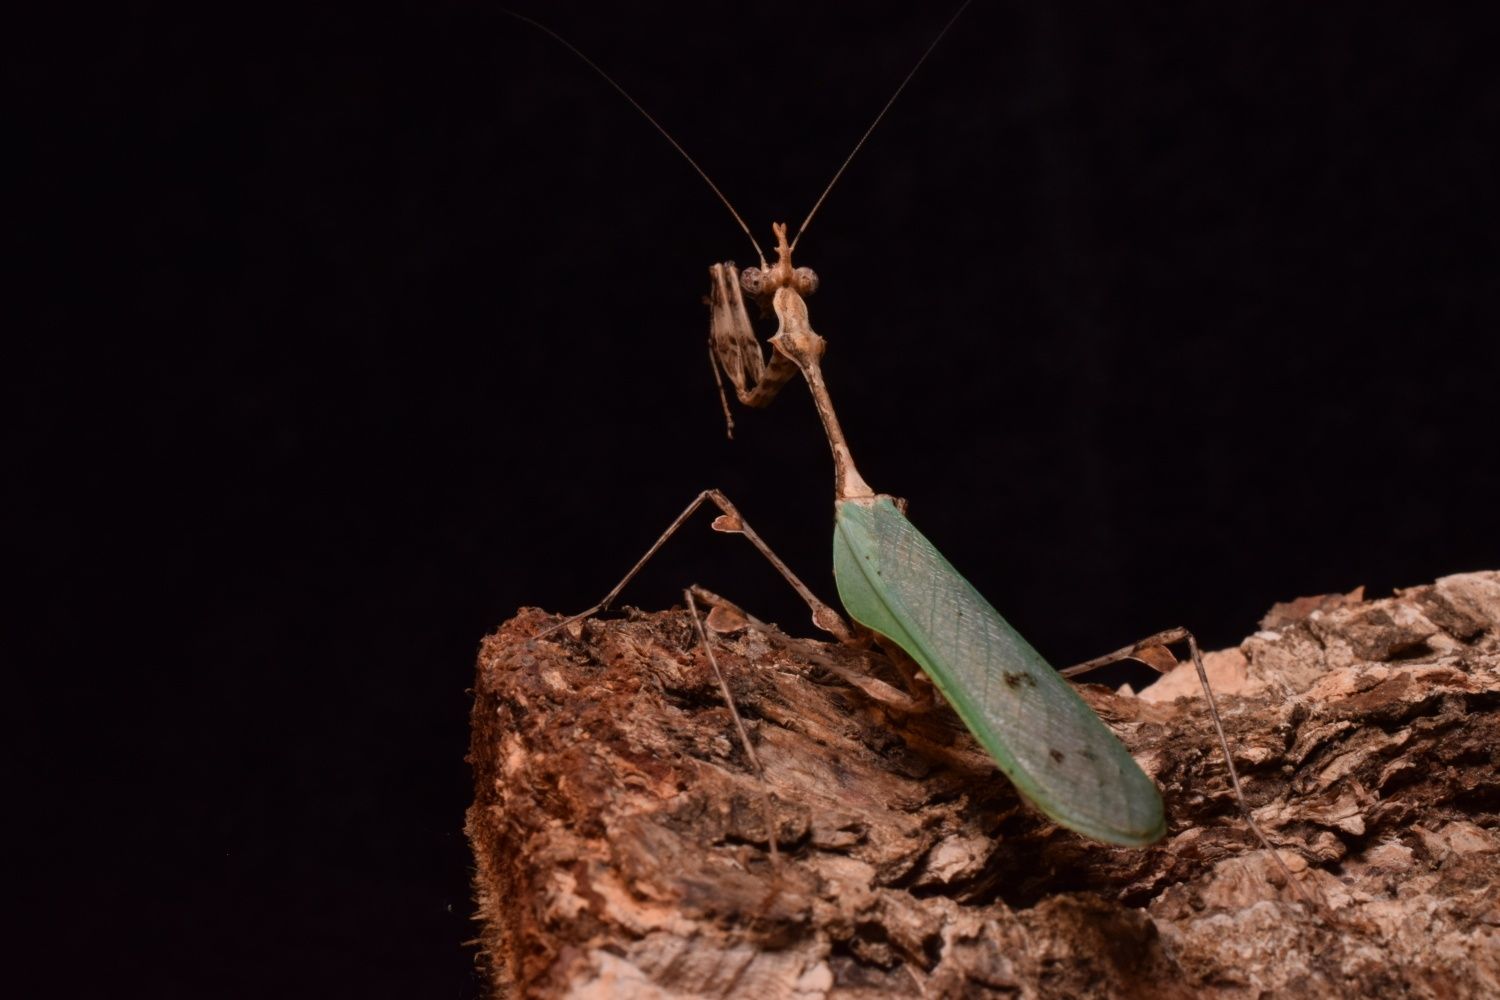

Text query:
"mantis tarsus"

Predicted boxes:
[[514, 3, 1310, 888]]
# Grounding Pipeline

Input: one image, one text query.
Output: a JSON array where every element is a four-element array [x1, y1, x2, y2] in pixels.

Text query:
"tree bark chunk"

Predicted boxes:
[[467, 572, 1500, 998]]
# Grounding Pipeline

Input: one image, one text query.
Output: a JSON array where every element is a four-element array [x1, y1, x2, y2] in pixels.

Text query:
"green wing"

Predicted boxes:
[[833, 497, 1165, 846]]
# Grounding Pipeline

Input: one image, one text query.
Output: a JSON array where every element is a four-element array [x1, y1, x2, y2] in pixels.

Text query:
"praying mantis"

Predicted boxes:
[[513, 4, 1300, 870]]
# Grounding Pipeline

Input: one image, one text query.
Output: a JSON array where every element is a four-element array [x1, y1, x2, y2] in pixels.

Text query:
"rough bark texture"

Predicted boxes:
[[467, 572, 1500, 998]]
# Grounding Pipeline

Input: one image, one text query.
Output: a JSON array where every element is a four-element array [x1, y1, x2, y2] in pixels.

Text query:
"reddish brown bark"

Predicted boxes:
[[468, 572, 1500, 998]]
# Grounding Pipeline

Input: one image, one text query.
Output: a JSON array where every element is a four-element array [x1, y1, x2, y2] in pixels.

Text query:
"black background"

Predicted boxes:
[[13, 1, 1498, 995]]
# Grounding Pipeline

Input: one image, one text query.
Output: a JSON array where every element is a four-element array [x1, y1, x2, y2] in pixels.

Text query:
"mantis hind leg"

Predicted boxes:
[[869, 636, 937, 713], [1063, 627, 1325, 910], [1058, 626, 1190, 679]]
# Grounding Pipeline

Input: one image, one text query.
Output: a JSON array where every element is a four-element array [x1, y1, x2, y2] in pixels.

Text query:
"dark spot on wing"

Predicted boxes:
[[1002, 671, 1036, 688], [1049, 749, 1066, 763], [1081, 748, 1097, 761]]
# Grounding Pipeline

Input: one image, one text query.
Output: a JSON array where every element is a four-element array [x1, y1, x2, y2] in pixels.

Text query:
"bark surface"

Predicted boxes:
[[467, 572, 1500, 998]]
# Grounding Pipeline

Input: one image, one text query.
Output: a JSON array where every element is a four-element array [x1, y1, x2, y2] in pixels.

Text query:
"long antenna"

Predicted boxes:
[[790, 0, 974, 252], [504, 8, 767, 266]]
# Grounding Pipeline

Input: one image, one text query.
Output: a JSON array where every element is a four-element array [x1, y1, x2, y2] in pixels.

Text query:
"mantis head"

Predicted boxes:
[[738, 223, 819, 308]]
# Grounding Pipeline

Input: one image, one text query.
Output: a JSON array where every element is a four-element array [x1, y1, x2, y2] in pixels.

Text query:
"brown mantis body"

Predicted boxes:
[[513, 2, 1319, 901]]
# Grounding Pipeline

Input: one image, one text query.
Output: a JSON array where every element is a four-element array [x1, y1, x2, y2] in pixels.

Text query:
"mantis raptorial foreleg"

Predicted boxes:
[[706, 234, 818, 438]]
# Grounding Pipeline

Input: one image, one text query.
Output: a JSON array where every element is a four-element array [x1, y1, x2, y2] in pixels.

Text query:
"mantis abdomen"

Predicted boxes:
[[834, 496, 1167, 846]]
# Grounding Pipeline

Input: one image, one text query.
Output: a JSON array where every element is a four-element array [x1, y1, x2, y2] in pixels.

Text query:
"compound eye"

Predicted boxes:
[[740, 266, 765, 297], [794, 267, 819, 296]]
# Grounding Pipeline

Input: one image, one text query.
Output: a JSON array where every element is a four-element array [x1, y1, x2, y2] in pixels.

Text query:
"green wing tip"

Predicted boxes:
[[1085, 815, 1167, 849], [833, 497, 1170, 850], [1037, 785, 1166, 848]]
